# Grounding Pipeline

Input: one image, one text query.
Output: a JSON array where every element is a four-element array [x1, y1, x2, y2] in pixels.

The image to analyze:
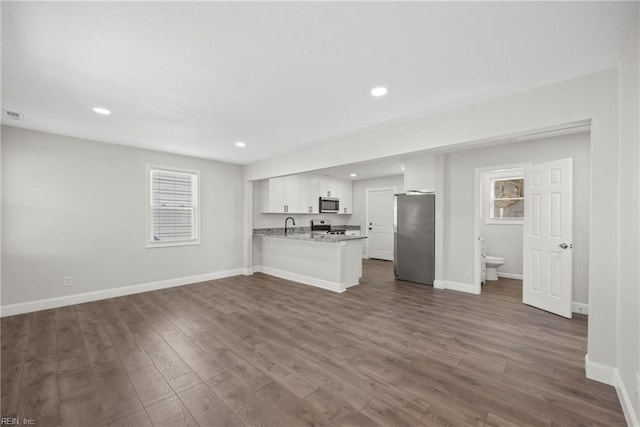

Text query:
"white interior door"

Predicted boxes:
[[523, 158, 573, 318], [367, 188, 395, 261]]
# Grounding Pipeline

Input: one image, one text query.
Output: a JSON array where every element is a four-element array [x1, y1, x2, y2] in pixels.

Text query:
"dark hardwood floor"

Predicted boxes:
[[1, 259, 625, 426]]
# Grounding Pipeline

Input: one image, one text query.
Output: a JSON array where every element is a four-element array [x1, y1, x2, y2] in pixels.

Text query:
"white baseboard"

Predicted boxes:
[[585, 354, 639, 426], [615, 369, 640, 427], [433, 279, 445, 290], [254, 265, 346, 293], [433, 279, 479, 295], [585, 354, 616, 385], [0, 269, 245, 317], [241, 268, 254, 276], [572, 302, 589, 315], [497, 272, 523, 280]]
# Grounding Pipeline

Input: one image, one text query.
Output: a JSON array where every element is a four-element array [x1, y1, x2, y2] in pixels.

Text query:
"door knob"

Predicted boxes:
[[559, 243, 570, 249]]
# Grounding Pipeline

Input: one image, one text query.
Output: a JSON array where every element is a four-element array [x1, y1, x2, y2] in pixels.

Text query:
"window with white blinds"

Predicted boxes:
[[148, 167, 199, 247]]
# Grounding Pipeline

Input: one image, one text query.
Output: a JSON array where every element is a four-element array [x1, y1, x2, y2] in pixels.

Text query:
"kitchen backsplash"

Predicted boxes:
[[252, 213, 353, 229], [253, 224, 360, 235]]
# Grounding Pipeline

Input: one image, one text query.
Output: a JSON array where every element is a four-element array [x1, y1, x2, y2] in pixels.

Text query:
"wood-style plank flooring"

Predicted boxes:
[[1, 260, 626, 426]]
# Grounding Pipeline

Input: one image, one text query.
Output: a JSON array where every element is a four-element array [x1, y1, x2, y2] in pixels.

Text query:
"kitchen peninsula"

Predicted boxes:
[[253, 226, 366, 293]]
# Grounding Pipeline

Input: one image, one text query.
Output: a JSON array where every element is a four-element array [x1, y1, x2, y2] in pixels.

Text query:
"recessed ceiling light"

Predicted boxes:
[[350, 173, 357, 177], [235, 141, 246, 148], [370, 86, 388, 97], [92, 107, 111, 115]]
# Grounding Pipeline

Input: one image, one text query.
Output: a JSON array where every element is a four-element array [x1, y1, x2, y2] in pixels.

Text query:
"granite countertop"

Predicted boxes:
[[256, 233, 367, 243], [254, 225, 360, 236]]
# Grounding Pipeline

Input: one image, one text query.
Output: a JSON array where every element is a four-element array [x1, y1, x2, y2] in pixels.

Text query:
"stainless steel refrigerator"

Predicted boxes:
[[394, 193, 435, 285]]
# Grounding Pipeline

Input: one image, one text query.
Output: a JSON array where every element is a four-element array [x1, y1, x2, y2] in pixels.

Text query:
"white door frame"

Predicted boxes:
[[473, 163, 529, 294], [365, 186, 396, 259]]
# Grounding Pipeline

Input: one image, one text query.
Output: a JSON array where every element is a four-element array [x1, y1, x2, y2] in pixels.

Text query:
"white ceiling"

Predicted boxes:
[[2, 2, 638, 165], [313, 156, 407, 182]]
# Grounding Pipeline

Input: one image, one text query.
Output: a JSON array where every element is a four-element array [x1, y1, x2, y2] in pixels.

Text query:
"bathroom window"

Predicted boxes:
[[485, 169, 524, 224]]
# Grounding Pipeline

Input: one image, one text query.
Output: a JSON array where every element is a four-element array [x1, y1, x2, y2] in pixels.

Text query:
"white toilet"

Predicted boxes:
[[485, 255, 505, 281]]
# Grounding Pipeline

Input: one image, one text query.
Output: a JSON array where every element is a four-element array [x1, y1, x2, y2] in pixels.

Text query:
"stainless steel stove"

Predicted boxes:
[[310, 219, 346, 235]]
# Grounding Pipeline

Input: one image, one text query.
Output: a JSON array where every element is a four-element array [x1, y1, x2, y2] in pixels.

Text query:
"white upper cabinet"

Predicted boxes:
[[262, 177, 284, 213], [336, 180, 353, 214], [285, 175, 303, 213], [404, 155, 436, 192], [301, 175, 319, 214], [261, 175, 303, 213], [318, 178, 338, 198], [261, 174, 352, 214]]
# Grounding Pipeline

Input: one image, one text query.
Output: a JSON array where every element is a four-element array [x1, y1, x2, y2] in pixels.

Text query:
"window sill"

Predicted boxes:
[[485, 219, 523, 225], [147, 239, 201, 249]]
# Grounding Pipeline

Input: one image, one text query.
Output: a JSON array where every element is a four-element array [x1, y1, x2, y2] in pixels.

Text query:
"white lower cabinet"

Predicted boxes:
[[256, 236, 363, 292]]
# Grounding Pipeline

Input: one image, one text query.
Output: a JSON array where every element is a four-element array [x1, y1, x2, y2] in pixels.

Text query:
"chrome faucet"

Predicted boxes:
[[284, 216, 296, 236]]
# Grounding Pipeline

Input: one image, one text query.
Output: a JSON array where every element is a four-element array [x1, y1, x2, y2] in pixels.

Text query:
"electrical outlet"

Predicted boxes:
[[63, 276, 72, 287]]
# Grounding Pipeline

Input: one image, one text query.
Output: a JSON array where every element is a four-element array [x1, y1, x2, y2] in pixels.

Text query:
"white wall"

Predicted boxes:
[[481, 224, 523, 277], [617, 15, 640, 424], [244, 71, 616, 183], [448, 133, 590, 303], [348, 174, 404, 228], [348, 175, 404, 255], [0, 132, 2, 309], [1, 126, 244, 308]]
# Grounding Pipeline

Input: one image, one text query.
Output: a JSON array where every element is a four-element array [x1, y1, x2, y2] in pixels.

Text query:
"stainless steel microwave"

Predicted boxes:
[[319, 197, 339, 213]]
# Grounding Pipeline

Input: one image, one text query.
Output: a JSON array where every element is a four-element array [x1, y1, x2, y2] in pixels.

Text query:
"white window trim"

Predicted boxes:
[[146, 164, 201, 248], [483, 168, 524, 225]]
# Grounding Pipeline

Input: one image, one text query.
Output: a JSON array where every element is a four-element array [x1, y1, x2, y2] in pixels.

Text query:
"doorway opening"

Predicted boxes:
[[473, 156, 582, 319], [479, 166, 526, 284]]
